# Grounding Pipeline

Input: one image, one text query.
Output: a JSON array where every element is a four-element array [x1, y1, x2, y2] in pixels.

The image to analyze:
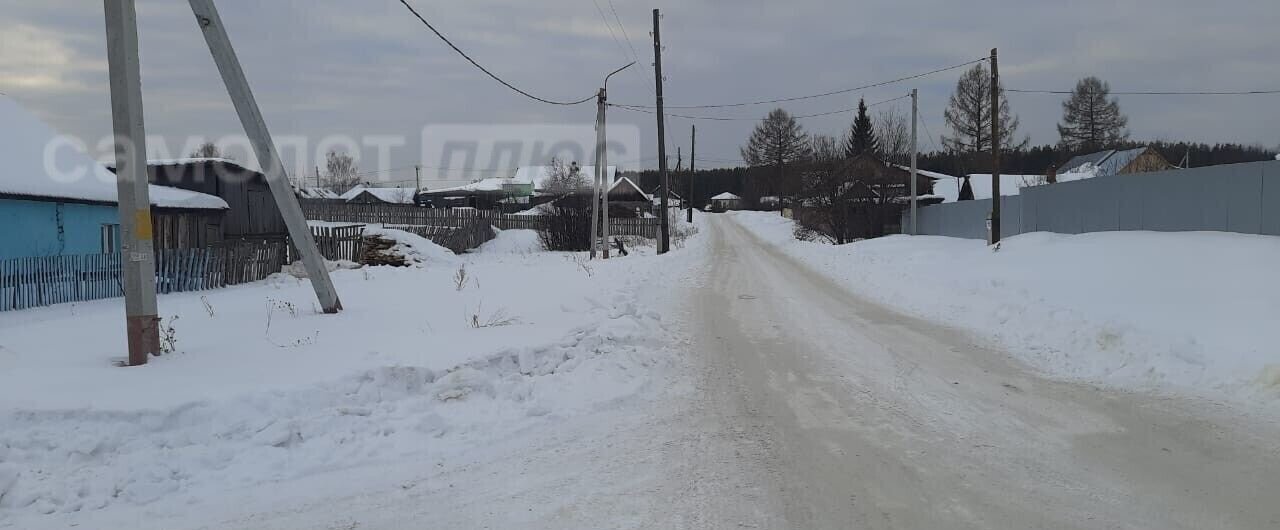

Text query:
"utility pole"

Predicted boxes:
[[414, 165, 421, 193], [590, 88, 604, 259], [105, 0, 159, 367], [315, 165, 321, 189], [188, 0, 341, 312], [989, 48, 1002, 245], [600, 85, 611, 259], [910, 88, 918, 235], [653, 8, 670, 254], [688, 124, 695, 223]]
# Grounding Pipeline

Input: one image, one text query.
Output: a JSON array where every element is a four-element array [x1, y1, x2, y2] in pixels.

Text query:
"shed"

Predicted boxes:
[[130, 158, 285, 239], [710, 192, 742, 211]]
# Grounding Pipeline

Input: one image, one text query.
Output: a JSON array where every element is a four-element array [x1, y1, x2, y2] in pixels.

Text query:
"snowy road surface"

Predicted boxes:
[[667, 215, 1280, 529], [6, 218, 1280, 529]]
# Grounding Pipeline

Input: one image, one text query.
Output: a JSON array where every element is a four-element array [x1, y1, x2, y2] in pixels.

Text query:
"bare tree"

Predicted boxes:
[[189, 141, 223, 159], [323, 150, 361, 194], [874, 107, 911, 166], [798, 134, 858, 244], [741, 108, 810, 197], [542, 157, 587, 194], [1057, 76, 1129, 153], [943, 63, 1027, 157]]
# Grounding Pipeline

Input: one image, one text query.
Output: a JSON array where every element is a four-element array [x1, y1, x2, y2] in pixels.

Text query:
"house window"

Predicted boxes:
[[101, 224, 121, 254]]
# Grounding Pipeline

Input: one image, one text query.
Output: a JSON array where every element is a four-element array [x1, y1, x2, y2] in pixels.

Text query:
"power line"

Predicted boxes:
[[1007, 88, 1280, 96], [606, 0, 656, 96], [614, 57, 986, 109], [396, 0, 596, 105], [610, 92, 912, 121]]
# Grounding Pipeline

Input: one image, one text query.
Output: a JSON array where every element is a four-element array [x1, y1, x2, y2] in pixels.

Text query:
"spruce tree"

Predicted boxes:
[[844, 98, 879, 159]]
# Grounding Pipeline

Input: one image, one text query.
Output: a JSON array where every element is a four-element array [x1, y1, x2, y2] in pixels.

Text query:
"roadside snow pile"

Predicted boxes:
[[362, 227, 460, 266], [476, 229, 543, 254], [0, 231, 701, 527], [731, 211, 1280, 404]]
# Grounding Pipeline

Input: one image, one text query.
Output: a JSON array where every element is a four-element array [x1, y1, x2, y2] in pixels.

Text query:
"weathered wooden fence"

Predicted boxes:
[[0, 240, 289, 312], [303, 225, 365, 262], [300, 200, 659, 241]]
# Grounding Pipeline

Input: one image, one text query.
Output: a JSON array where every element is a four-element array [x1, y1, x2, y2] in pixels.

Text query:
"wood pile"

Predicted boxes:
[[359, 235, 409, 267]]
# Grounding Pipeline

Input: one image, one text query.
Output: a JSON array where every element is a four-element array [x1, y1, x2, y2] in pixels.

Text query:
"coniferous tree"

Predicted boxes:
[[1057, 76, 1129, 153], [844, 98, 879, 159]]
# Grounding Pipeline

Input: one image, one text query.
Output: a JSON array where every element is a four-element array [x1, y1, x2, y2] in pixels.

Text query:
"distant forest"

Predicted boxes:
[[626, 141, 1278, 208]]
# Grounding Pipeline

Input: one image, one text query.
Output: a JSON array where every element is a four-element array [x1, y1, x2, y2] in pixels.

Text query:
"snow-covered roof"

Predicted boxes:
[[347, 187, 417, 204], [0, 96, 227, 210], [609, 176, 651, 201], [931, 174, 1046, 203], [337, 185, 367, 201], [890, 164, 955, 180], [512, 165, 617, 190], [423, 177, 517, 195], [1059, 147, 1152, 178], [711, 192, 741, 201]]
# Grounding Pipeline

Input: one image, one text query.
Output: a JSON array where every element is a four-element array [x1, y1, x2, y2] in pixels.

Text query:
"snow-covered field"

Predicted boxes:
[[730, 211, 1280, 407], [0, 227, 703, 528]]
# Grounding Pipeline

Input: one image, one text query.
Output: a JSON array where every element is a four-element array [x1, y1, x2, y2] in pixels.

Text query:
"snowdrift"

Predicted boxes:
[[731, 211, 1280, 404]]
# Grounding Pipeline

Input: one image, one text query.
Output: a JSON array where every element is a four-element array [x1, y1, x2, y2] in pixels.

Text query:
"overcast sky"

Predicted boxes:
[[2, 0, 1277, 186]]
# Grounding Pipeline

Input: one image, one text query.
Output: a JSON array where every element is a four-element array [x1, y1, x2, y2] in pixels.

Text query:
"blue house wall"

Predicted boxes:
[[0, 197, 120, 259]]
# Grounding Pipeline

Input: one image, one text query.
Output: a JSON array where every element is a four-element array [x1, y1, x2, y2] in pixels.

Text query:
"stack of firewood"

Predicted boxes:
[[359, 235, 408, 267]]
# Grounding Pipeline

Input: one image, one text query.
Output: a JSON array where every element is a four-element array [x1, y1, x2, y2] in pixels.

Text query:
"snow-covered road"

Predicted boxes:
[[6, 217, 1279, 529], [674, 215, 1280, 529]]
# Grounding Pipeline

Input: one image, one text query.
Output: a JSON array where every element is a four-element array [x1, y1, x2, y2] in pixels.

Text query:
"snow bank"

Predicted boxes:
[[0, 222, 704, 526], [476, 229, 543, 254], [731, 211, 1280, 405]]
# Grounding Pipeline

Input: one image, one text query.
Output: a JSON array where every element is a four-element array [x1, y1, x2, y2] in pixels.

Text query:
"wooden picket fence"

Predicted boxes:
[[0, 240, 289, 312], [304, 225, 365, 262]]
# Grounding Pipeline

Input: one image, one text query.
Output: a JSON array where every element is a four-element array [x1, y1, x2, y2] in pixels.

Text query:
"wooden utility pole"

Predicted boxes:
[[188, 0, 341, 312], [104, 0, 159, 366], [315, 165, 321, 189], [653, 8, 670, 254], [909, 88, 918, 235], [688, 125, 695, 223], [414, 165, 422, 193], [989, 48, 1002, 245]]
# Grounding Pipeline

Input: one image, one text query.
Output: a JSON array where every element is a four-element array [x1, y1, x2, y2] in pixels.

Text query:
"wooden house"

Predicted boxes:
[[0, 97, 227, 259]]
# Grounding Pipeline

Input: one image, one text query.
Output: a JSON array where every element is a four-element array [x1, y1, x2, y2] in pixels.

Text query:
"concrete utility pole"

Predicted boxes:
[[590, 88, 604, 259], [910, 88, 918, 235], [104, 0, 159, 367], [989, 48, 1002, 245], [188, 0, 341, 312], [653, 8, 670, 254], [600, 86, 611, 259], [688, 124, 695, 223]]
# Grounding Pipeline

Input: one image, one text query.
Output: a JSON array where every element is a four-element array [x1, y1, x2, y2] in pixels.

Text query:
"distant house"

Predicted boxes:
[[417, 165, 618, 211], [646, 185, 683, 209], [1055, 147, 1173, 179], [710, 192, 742, 211], [343, 186, 417, 205], [0, 97, 228, 259]]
